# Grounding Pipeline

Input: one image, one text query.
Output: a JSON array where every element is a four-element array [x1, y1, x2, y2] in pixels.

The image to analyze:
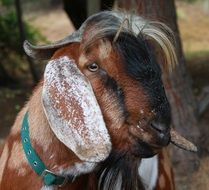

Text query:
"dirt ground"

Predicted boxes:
[[0, 1, 209, 189], [177, 1, 209, 53], [25, 8, 75, 42]]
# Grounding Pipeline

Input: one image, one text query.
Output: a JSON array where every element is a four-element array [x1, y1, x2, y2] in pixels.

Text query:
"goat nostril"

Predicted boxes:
[[151, 122, 169, 133]]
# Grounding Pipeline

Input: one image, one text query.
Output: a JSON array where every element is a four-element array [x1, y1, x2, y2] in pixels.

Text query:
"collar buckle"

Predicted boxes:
[[41, 169, 56, 178], [41, 169, 69, 187]]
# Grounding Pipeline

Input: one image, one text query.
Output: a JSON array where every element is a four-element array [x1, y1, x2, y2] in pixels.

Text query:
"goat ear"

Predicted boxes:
[[24, 31, 82, 60], [42, 56, 111, 162]]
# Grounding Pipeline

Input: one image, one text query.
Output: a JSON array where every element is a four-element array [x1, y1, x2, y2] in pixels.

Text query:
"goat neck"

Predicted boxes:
[[0, 83, 98, 190]]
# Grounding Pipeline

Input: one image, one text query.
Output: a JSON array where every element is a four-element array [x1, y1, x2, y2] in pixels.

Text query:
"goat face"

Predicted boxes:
[[78, 35, 171, 158], [24, 11, 175, 161]]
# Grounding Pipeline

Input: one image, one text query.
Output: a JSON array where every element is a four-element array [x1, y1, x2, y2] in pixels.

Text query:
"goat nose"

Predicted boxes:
[[150, 122, 169, 133]]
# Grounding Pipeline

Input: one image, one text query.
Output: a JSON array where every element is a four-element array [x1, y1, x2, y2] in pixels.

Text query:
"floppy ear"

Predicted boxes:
[[42, 56, 112, 162]]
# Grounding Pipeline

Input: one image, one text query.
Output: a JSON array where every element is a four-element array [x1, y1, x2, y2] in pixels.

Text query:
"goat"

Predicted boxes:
[[0, 11, 196, 190]]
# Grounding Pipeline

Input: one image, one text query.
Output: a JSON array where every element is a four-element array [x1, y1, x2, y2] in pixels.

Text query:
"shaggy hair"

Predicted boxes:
[[82, 11, 177, 72], [97, 151, 145, 190]]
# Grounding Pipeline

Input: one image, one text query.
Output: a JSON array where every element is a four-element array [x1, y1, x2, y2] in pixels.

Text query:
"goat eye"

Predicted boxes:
[[87, 63, 99, 72]]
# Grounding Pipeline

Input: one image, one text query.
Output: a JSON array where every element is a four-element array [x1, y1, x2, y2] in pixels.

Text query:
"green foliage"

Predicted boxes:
[[0, 12, 45, 54], [0, 0, 14, 7], [0, 4, 45, 53], [0, 10, 22, 53], [0, 0, 45, 83]]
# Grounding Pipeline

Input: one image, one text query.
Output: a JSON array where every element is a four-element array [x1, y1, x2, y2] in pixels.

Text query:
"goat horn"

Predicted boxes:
[[23, 11, 121, 60], [170, 128, 197, 152], [24, 30, 82, 60]]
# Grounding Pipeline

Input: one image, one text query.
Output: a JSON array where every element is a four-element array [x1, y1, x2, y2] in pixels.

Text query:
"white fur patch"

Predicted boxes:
[[41, 186, 55, 190], [62, 161, 96, 176], [51, 161, 96, 178], [138, 155, 158, 190], [8, 141, 27, 171], [98, 40, 111, 60], [17, 168, 27, 176], [42, 56, 112, 162], [79, 53, 88, 66]]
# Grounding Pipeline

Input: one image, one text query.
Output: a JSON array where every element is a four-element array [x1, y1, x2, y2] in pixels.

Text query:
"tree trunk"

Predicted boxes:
[[62, 0, 114, 29], [117, 0, 200, 188], [0, 62, 15, 86], [62, 0, 87, 29], [15, 0, 39, 83]]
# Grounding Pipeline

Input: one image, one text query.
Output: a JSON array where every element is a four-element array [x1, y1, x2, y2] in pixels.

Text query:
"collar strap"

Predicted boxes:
[[21, 112, 76, 186]]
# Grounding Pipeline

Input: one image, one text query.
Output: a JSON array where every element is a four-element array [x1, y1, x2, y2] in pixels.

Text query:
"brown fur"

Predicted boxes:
[[0, 83, 86, 189], [0, 40, 174, 189], [156, 148, 175, 190]]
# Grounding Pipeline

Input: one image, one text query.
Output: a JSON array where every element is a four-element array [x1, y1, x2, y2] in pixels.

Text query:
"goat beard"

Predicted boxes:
[[96, 151, 145, 190]]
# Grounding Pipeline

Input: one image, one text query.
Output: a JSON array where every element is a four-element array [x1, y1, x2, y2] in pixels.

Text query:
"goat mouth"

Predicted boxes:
[[129, 123, 170, 149], [129, 124, 197, 157], [128, 123, 169, 158]]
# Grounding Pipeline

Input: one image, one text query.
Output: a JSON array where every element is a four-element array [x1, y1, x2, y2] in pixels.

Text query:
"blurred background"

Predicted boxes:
[[0, 0, 209, 189]]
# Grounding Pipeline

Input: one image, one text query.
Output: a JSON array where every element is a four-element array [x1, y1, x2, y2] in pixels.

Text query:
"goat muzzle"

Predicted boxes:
[[128, 122, 170, 158], [129, 122, 197, 158], [130, 121, 170, 148]]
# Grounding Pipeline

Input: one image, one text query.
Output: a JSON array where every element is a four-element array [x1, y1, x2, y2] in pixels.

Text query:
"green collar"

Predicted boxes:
[[21, 112, 76, 187]]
